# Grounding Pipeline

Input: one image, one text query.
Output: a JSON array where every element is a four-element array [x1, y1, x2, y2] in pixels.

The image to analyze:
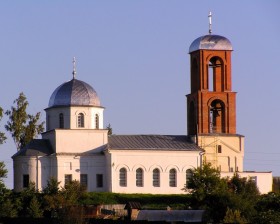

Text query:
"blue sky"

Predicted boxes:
[[0, 1, 279, 189]]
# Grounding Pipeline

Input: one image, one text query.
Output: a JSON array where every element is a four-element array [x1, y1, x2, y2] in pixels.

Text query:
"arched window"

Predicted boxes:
[[95, 114, 99, 129], [169, 169, 177, 187], [186, 169, 192, 188], [153, 168, 160, 187], [209, 100, 225, 133], [136, 168, 143, 187], [119, 168, 127, 187], [78, 113, 84, 128], [208, 57, 223, 92], [59, 113, 64, 128]]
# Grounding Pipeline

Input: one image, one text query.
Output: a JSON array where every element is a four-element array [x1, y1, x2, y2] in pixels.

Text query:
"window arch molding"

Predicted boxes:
[[164, 165, 179, 173], [182, 166, 195, 173], [115, 164, 130, 172], [132, 164, 147, 172], [148, 165, 163, 172]]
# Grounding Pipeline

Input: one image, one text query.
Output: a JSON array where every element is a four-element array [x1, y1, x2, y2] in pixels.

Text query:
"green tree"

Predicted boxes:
[[0, 187, 20, 218], [253, 192, 280, 223], [185, 163, 228, 202], [5, 92, 44, 150], [0, 161, 7, 181], [185, 164, 259, 223], [59, 181, 86, 224], [18, 182, 43, 218], [0, 162, 20, 217], [223, 208, 247, 224], [0, 106, 7, 144], [43, 177, 61, 195]]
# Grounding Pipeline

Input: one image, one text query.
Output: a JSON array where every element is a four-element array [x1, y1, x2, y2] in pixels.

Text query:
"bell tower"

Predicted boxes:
[[187, 35, 236, 135], [187, 15, 244, 172]]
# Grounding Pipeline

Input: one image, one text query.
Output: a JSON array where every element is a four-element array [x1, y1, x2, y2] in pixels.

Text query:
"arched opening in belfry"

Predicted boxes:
[[208, 57, 223, 92], [191, 58, 199, 92], [188, 101, 196, 135], [209, 99, 225, 133]]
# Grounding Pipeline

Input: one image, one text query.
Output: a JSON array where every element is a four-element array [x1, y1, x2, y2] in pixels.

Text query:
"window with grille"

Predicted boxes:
[[169, 169, 177, 187], [95, 114, 99, 129], [80, 174, 88, 189], [65, 174, 72, 186], [153, 168, 160, 187], [119, 168, 127, 187], [78, 113, 84, 127], [136, 168, 143, 187], [186, 169, 192, 188]]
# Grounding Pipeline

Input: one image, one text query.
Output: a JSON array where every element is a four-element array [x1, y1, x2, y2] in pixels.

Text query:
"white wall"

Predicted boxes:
[[221, 171, 272, 194], [107, 150, 201, 194], [45, 106, 104, 131], [42, 129, 108, 153], [13, 156, 51, 192], [198, 135, 244, 172]]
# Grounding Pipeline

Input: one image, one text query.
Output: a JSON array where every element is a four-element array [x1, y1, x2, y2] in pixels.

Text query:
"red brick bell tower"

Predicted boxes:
[[187, 34, 236, 136], [186, 30, 245, 172]]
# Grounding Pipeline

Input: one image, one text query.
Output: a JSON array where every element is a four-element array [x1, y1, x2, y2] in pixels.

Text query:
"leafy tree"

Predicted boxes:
[[5, 92, 44, 150], [223, 208, 247, 224], [228, 173, 260, 197], [185, 163, 259, 223], [184, 163, 228, 203], [0, 106, 7, 144], [253, 192, 280, 223], [0, 161, 7, 181]]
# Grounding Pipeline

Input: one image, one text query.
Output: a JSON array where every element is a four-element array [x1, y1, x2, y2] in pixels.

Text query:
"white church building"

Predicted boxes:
[[12, 30, 272, 194]]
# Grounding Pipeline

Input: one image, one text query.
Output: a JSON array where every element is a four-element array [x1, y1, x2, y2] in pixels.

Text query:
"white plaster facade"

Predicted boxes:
[[13, 78, 202, 193]]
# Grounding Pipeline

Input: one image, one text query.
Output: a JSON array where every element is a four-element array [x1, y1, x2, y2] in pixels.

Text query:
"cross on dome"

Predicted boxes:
[[208, 11, 212, 34], [72, 57, 77, 79]]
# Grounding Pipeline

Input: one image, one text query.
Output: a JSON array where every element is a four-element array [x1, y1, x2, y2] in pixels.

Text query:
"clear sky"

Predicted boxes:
[[0, 1, 279, 189]]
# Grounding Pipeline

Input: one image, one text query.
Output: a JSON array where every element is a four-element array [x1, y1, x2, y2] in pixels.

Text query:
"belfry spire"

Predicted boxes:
[[208, 11, 212, 34], [72, 57, 77, 79]]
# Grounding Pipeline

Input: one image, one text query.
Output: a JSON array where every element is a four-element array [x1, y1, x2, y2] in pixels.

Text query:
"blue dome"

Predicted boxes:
[[189, 34, 233, 53], [48, 78, 101, 107]]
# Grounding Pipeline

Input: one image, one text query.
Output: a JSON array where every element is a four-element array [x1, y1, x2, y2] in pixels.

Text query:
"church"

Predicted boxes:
[[12, 26, 272, 194]]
